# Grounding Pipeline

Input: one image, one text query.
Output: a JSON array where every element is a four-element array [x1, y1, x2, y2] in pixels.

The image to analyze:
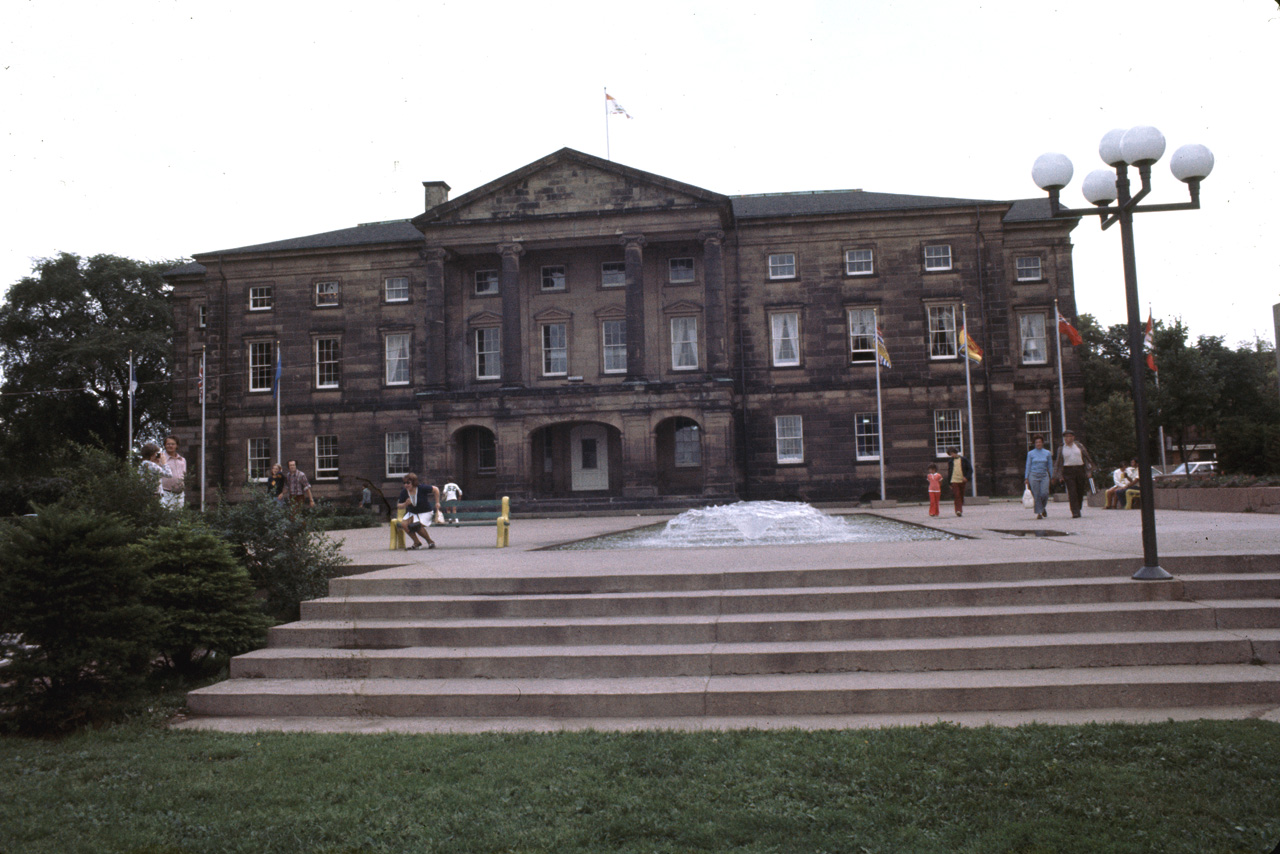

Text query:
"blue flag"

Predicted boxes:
[[272, 347, 282, 400]]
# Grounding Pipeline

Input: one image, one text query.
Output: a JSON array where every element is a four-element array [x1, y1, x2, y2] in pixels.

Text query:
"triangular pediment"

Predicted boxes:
[[663, 299, 703, 314], [414, 148, 727, 227], [595, 305, 627, 320], [532, 306, 574, 323], [467, 310, 503, 326]]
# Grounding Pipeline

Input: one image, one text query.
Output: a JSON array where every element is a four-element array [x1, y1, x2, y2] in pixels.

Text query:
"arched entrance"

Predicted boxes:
[[530, 421, 621, 497], [452, 425, 498, 499], [655, 416, 704, 495]]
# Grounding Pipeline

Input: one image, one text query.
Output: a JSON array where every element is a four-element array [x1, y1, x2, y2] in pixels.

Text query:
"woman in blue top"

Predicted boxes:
[[1024, 434, 1054, 519]]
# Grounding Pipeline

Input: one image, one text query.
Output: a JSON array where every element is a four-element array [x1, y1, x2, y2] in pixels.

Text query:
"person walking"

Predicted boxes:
[[1053, 429, 1096, 519], [1024, 434, 1054, 519], [926, 464, 943, 517], [267, 463, 287, 505], [441, 480, 462, 524], [945, 447, 973, 517], [284, 459, 315, 507]]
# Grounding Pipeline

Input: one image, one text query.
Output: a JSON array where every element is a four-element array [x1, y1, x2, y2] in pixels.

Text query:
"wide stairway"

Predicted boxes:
[[186, 554, 1280, 730]]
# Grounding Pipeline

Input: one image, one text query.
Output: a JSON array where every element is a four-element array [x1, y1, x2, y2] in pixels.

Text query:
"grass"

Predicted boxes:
[[2, 716, 1279, 853]]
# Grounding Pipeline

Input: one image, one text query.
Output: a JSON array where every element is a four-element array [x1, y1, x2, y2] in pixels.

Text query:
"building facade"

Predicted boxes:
[[166, 148, 1083, 506]]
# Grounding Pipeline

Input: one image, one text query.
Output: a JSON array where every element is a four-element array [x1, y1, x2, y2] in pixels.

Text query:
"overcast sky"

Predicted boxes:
[[3, 0, 1277, 347]]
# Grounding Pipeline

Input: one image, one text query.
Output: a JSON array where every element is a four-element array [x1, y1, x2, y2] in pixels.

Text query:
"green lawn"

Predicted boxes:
[[3, 718, 1278, 853]]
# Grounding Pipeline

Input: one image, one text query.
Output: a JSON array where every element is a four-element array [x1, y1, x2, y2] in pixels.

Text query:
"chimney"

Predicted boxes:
[[423, 181, 451, 211]]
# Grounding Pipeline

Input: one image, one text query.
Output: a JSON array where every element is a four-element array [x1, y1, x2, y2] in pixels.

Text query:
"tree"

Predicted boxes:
[[0, 253, 174, 473], [1147, 321, 1220, 468]]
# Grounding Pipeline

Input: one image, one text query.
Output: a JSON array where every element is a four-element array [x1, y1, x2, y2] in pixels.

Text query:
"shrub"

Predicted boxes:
[[306, 498, 380, 531], [131, 517, 270, 677], [0, 508, 160, 734], [52, 445, 169, 528], [205, 489, 350, 621]]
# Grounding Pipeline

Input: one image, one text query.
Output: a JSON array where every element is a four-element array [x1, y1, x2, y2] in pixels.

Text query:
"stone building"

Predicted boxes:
[[165, 147, 1082, 506]]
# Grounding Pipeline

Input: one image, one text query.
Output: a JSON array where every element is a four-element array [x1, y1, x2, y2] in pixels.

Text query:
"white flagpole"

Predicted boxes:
[[1054, 300, 1068, 436], [275, 341, 282, 466], [604, 88, 611, 161], [962, 305, 977, 498], [200, 346, 207, 512], [127, 349, 134, 457], [874, 321, 886, 501]]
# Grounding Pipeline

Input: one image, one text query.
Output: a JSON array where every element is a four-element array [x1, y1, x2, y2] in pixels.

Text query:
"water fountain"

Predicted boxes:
[[550, 501, 955, 550]]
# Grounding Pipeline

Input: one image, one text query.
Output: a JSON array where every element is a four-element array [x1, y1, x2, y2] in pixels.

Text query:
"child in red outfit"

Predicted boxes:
[[926, 464, 943, 516]]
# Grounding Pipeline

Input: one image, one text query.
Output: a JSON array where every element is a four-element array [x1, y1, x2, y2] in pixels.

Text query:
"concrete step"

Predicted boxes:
[[300, 575, 1280, 621], [229, 629, 1280, 680], [186, 663, 1280, 719], [326, 556, 1280, 598], [267, 599, 1274, 649]]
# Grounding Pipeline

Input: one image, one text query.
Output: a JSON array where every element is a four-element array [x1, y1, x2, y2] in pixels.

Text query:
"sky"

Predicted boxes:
[[3, 0, 1277, 347]]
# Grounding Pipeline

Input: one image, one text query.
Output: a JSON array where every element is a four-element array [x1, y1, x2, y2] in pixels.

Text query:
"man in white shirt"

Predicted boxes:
[[158, 436, 186, 509], [1053, 429, 1096, 519]]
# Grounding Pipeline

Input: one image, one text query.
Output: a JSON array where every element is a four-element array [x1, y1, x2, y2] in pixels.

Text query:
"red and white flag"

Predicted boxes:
[[1056, 307, 1083, 347], [605, 92, 632, 118], [1144, 311, 1157, 372]]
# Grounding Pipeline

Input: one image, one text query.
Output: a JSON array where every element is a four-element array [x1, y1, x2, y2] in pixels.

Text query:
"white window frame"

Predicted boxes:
[[474, 270, 499, 296], [249, 341, 274, 392], [315, 337, 340, 389], [770, 311, 801, 367], [541, 323, 568, 376], [674, 421, 701, 468], [247, 438, 271, 482], [601, 261, 626, 288], [845, 249, 874, 276], [314, 281, 339, 307], [768, 253, 796, 280], [384, 276, 409, 302], [775, 415, 804, 464], [928, 304, 958, 359], [196, 304, 207, 329], [385, 432, 410, 478], [1016, 256, 1043, 282], [668, 257, 695, 284], [540, 265, 566, 291], [847, 307, 877, 363], [249, 286, 273, 311], [924, 244, 953, 271], [475, 328, 500, 380], [384, 333, 410, 386], [602, 319, 627, 374], [1025, 411, 1053, 450], [670, 316, 699, 370], [1019, 312, 1049, 365], [934, 409, 963, 457], [855, 412, 880, 461], [315, 435, 339, 481]]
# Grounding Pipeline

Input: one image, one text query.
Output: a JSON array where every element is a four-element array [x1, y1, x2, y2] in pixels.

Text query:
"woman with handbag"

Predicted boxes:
[[396, 473, 440, 550]]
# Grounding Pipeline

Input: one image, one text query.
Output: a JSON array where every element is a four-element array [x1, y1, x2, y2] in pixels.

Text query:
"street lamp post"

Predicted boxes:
[[1031, 127, 1214, 581]]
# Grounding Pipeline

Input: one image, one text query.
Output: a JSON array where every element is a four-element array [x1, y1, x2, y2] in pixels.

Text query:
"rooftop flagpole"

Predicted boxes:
[[604, 87, 610, 161]]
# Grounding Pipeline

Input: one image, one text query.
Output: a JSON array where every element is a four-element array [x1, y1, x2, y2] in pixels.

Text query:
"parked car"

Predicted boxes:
[[1156, 460, 1218, 477]]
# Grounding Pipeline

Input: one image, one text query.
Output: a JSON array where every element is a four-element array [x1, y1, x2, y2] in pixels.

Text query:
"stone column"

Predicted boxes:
[[497, 242, 524, 387], [422, 247, 448, 389], [700, 229, 727, 375], [621, 234, 647, 383]]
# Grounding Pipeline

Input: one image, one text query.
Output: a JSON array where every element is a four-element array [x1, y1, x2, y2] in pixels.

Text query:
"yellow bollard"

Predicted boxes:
[[496, 496, 510, 548]]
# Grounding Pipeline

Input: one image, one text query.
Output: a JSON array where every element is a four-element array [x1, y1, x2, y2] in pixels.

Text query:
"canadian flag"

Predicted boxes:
[[1057, 307, 1083, 347], [1144, 311, 1157, 372]]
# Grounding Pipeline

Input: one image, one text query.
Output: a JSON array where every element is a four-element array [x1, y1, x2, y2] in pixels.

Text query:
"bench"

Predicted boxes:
[[389, 497, 510, 549]]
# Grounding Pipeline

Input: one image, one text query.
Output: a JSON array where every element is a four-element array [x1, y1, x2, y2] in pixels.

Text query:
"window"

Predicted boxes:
[[776, 415, 804, 464], [670, 316, 699, 370], [475, 328, 500, 380], [385, 432, 410, 478], [249, 286, 273, 311], [674, 421, 702, 467], [1019, 312, 1048, 364], [385, 333, 410, 385], [928, 304, 958, 359], [249, 341, 274, 392], [669, 257, 695, 284], [770, 312, 800, 367], [247, 438, 270, 482], [855, 413, 880, 461], [541, 265, 566, 291], [314, 281, 339, 307], [385, 276, 409, 302], [542, 323, 567, 376], [315, 337, 340, 389], [602, 320, 627, 373], [924, 245, 952, 271], [196, 304, 207, 329], [1026, 411, 1052, 450], [477, 431, 497, 474], [315, 435, 338, 480], [1016, 256, 1043, 281], [474, 270, 499, 296], [768, 253, 796, 279], [581, 438, 598, 470], [845, 249, 874, 276], [601, 262, 626, 288], [934, 409, 963, 457], [847, 308, 877, 363]]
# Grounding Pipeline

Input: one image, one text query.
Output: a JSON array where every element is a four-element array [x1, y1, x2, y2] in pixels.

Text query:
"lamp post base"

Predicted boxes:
[[1132, 565, 1173, 581]]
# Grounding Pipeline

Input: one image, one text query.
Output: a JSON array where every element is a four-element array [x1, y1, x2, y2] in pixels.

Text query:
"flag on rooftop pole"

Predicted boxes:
[[874, 322, 890, 501], [605, 91, 632, 118], [604, 89, 631, 161]]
